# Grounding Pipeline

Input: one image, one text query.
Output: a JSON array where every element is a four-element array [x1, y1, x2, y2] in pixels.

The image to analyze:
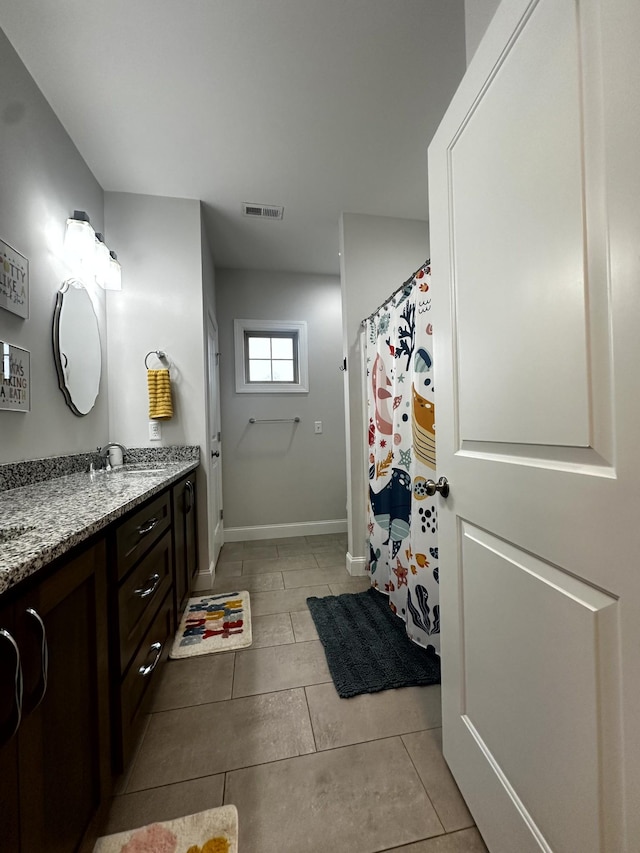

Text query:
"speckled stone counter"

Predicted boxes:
[[0, 450, 199, 596]]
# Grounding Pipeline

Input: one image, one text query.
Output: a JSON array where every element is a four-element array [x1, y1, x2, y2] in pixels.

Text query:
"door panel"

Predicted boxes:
[[459, 523, 618, 853], [451, 0, 590, 448], [428, 0, 638, 850]]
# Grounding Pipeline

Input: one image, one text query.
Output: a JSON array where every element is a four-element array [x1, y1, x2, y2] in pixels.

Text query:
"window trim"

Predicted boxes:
[[234, 319, 309, 393]]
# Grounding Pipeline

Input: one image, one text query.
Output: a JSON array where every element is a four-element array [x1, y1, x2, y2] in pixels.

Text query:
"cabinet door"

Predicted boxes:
[[0, 602, 20, 853], [185, 474, 198, 582], [172, 478, 189, 621], [172, 472, 198, 621], [16, 540, 110, 853]]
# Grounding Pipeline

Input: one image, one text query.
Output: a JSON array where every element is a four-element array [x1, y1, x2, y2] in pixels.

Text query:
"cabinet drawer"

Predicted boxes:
[[120, 591, 172, 767], [118, 530, 172, 673], [116, 491, 171, 581]]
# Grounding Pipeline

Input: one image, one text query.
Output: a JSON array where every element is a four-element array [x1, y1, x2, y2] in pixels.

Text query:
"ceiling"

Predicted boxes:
[[0, 0, 466, 275]]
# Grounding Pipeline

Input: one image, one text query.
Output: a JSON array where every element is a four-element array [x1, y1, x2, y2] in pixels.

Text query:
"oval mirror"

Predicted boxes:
[[53, 278, 102, 416]]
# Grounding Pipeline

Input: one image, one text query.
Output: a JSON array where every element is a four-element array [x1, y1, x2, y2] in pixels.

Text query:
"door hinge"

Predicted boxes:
[[220, 509, 223, 520], [217, 431, 221, 442]]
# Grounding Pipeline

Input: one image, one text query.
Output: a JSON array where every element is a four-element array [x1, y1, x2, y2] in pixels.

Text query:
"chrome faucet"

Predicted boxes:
[[98, 442, 128, 468]]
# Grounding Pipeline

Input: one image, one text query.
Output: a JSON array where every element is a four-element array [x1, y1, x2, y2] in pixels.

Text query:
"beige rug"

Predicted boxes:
[[93, 805, 238, 853], [170, 592, 252, 659]]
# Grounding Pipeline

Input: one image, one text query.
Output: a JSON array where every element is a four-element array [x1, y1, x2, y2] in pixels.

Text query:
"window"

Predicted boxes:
[[234, 319, 308, 393], [245, 332, 298, 383]]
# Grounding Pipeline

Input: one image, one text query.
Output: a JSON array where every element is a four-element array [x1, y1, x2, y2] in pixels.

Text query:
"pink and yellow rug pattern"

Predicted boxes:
[[93, 805, 238, 853]]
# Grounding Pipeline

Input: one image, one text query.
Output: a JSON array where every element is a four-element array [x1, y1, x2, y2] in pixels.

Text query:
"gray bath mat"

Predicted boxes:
[[306, 587, 440, 698]]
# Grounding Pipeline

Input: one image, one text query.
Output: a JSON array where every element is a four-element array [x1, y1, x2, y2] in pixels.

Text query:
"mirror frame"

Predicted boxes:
[[52, 278, 102, 417]]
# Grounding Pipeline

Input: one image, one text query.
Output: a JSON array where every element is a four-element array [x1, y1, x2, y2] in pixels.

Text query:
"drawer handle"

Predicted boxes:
[[184, 480, 194, 513], [137, 517, 159, 537], [138, 641, 163, 677], [134, 573, 161, 599], [25, 608, 49, 711], [0, 629, 23, 747]]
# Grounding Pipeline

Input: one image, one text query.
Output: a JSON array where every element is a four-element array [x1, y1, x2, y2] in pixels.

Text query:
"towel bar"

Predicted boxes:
[[249, 417, 301, 424]]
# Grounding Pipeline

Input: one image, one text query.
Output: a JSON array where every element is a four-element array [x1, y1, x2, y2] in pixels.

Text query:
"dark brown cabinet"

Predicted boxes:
[[172, 471, 198, 623], [0, 540, 110, 852], [110, 488, 183, 772], [0, 601, 20, 853], [0, 463, 200, 849]]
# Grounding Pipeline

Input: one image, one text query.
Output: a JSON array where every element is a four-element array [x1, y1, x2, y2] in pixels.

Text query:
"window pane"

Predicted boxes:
[[248, 336, 271, 359], [272, 360, 294, 382], [271, 336, 293, 359], [248, 360, 272, 382]]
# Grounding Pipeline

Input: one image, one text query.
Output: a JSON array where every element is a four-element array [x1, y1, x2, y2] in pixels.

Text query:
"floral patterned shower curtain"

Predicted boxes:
[[365, 260, 440, 654]]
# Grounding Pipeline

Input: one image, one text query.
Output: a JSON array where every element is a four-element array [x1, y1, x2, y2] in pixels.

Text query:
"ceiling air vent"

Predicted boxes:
[[242, 203, 284, 221]]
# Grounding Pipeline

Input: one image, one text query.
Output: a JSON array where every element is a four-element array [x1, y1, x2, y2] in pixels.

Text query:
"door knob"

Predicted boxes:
[[425, 476, 449, 498], [211, 450, 220, 458]]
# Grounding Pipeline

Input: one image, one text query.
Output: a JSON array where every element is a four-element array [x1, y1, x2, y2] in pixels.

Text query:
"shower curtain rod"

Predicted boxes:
[[359, 260, 428, 327]]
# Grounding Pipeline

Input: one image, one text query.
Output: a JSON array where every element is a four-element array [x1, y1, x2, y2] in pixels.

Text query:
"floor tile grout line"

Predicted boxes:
[[232, 676, 333, 701], [286, 608, 295, 642], [150, 680, 333, 718], [398, 731, 447, 837], [302, 684, 318, 753], [117, 712, 152, 796], [376, 827, 484, 853], [229, 650, 237, 698], [113, 771, 227, 800], [300, 721, 444, 755], [129, 730, 446, 794]]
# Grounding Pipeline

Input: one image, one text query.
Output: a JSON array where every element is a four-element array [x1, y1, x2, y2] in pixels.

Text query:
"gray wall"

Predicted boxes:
[[465, 0, 502, 64], [340, 213, 429, 569], [0, 27, 108, 463], [216, 269, 346, 531], [104, 191, 210, 573]]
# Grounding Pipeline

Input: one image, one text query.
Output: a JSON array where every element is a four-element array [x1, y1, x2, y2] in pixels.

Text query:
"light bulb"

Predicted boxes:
[[64, 210, 95, 277]]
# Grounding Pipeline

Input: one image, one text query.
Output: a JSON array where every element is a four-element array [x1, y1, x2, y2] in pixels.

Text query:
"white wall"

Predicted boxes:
[[0, 27, 108, 463], [104, 191, 210, 572], [216, 269, 346, 534], [340, 213, 429, 571], [465, 0, 502, 64]]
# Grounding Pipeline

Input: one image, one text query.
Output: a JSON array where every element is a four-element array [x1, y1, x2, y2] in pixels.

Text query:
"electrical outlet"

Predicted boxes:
[[314, 420, 323, 434], [148, 420, 162, 441]]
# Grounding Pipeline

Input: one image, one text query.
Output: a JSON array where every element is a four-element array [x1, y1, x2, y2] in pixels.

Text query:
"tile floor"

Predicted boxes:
[[105, 534, 488, 853]]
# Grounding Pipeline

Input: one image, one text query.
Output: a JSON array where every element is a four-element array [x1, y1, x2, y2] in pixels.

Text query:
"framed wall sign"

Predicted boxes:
[[0, 342, 30, 412], [0, 239, 29, 319]]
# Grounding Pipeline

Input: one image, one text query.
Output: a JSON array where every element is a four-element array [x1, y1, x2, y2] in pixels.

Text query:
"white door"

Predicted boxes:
[[428, 1, 640, 851], [207, 312, 224, 569]]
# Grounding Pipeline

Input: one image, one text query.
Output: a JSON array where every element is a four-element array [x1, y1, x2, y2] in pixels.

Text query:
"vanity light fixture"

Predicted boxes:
[[63, 211, 123, 291]]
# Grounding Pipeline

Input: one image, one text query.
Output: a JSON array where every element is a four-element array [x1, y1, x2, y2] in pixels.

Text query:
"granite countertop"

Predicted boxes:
[[0, 460, 198, 596]]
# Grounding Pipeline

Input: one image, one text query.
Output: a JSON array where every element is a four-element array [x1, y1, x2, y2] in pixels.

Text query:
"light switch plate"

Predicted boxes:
[[314, 420, 323, 434], [148, 420, 162, 441]]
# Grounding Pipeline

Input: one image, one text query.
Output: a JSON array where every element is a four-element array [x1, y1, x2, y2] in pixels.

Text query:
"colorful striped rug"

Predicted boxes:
[[170, 592, 252, 659]]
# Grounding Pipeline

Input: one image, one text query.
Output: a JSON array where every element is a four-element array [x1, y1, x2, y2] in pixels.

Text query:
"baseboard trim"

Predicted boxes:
[[224, 519, 348, 542], [192, 561, 214, 591], [347, 552, 368, 577]]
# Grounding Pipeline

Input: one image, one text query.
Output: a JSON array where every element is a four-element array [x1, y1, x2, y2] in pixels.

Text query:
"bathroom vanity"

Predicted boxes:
[[0, 454, 199, 852]]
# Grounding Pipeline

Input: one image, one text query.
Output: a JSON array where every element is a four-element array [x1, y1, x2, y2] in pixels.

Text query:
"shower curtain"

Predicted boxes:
[[365, 260, 440, 654]]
